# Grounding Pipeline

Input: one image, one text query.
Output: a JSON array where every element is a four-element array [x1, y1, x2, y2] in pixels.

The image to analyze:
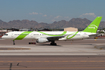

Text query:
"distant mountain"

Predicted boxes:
[[49, 20, 67, 29], [49, 18, 91, 29], [0, 18, 105, 29], [0, 20, 7, 28]]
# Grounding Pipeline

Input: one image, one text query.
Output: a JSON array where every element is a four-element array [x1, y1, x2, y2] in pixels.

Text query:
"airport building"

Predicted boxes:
[[64, 27, 78, 31]]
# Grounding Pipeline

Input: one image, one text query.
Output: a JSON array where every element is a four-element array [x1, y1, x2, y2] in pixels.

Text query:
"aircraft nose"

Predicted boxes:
[[1, 36, 7, 40], [1, 35, 6, 39]]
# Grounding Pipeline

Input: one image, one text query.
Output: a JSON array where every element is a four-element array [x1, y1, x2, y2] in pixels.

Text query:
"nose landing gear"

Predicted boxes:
[[13, 40, 15, 45]]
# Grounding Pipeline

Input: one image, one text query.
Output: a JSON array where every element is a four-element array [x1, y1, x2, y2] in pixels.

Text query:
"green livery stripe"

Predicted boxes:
[[14, 31, 33, 40], [66, 32, 78, 39], [37, 31, 67, 36]]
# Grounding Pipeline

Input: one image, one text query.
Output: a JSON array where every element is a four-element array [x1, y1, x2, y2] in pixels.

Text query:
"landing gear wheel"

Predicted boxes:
[[50, 41, 57, 45], [29, 42, 31, 44], [50, 43, 57, 45], [29, 42, 36, 44]]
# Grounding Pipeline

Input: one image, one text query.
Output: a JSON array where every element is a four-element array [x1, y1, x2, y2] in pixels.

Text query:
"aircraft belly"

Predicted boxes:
[[69, 36, 83, 39]]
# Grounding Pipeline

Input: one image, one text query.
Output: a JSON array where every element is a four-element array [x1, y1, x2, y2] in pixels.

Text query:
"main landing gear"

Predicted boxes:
[[29, 42, 36, 44], [13, 40, 15, 45], [50, 40, 57, 45]]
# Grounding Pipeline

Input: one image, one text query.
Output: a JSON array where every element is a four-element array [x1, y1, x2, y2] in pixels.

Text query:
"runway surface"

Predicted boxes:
[[0, 39, 105, 55], [0, 39, 105, 70], [0, 56, 105, 70]]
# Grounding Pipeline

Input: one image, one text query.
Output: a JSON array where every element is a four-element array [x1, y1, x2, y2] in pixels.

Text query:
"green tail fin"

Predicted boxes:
[[83, 16, 102, 33]]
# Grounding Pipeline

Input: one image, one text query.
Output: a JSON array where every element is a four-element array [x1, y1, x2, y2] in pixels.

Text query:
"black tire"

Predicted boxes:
[[50, 43, 57, 45], [29, 42, 31, 44]]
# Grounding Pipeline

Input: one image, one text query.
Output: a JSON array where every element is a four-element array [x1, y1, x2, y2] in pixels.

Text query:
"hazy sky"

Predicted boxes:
[[0, 0, 105, 23]]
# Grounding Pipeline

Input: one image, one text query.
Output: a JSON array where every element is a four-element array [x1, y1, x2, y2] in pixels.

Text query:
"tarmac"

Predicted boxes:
[[0, 39, 105, 56], [0, 39, 105, 70]]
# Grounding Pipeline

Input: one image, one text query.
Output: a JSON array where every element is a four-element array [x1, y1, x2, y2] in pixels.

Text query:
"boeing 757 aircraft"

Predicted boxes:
[[2, 16, 102, 45]]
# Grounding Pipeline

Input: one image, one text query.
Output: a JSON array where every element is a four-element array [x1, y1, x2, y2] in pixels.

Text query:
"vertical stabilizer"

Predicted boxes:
[[83, 16, 102, 33]]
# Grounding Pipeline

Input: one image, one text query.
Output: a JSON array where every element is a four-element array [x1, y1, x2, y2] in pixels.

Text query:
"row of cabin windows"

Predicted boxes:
[[14, 34, 62, 35], [4, 34, 65, 36]]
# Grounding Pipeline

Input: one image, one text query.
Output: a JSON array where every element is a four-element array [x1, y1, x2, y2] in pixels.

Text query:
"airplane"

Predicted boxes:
[[1, 16, 102, 45]]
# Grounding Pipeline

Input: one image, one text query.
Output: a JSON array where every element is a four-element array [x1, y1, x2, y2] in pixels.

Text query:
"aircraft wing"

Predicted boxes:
[[47, 36, 64, 41], [89, 33, 97, 36]]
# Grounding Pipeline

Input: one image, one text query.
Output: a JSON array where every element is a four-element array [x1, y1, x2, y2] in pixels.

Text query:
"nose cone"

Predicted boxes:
[[1, 35, 8, 39], [1, 34, 14, 40], [1, 33, 9, 39]]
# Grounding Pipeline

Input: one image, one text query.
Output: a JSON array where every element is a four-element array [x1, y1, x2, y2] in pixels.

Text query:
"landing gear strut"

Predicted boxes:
[[13, 40, 15, 45], [50, 40, 57, 45]]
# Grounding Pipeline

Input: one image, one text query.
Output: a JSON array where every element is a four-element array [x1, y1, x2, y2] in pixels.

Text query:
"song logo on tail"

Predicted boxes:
[[88, 24, 98, 29]]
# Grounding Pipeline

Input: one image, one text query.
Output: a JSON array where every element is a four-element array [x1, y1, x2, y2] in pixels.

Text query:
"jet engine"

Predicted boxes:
[[36, 38, 48, 43]]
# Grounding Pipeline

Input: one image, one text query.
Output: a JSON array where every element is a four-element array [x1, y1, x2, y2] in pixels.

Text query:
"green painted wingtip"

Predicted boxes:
[[83, 16, 102, 33]]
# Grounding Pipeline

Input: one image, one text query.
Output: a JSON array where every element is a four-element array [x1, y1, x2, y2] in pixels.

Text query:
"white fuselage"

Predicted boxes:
[[2, 31, 95, 41]]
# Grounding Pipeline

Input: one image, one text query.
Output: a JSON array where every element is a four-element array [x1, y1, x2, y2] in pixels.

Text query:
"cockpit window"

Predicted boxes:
[[4, 34, 8, 36]]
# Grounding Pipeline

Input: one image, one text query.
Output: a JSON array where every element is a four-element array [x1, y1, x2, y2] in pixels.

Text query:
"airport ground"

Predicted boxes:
[[0, 56, 105, 70], [0, 39, 105, 70]]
